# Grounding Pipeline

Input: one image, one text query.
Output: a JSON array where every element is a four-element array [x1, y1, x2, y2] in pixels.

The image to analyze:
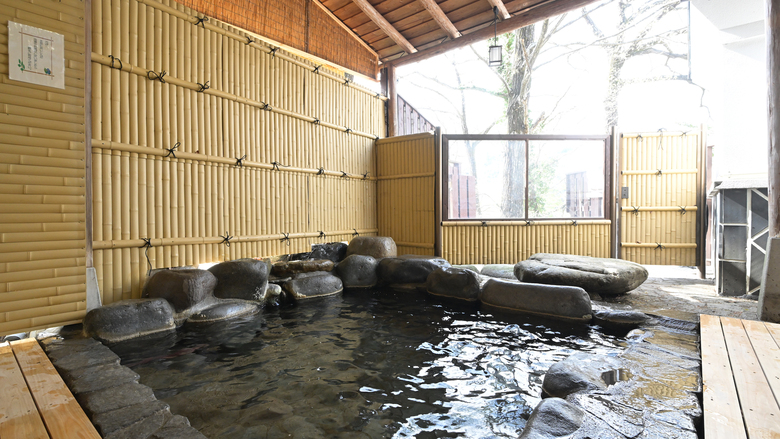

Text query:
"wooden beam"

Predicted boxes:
[[487, 0, 511, 20], [417, 0, 461, 39], [769, 0, 780, 238], [312, 0, 379, 58], [352, 0, 417, 54], [386, 0, 597, 66]]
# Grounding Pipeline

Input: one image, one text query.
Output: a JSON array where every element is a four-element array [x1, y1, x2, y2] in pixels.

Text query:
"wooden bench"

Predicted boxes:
[[700, 314, 780, 439], [0, 339, 101, 439]]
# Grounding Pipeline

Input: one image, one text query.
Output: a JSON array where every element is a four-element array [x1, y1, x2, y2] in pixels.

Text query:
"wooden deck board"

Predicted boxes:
[[702, 314, 780, 439], [0, 342, 49, 439], [10, 339, 101, 439]]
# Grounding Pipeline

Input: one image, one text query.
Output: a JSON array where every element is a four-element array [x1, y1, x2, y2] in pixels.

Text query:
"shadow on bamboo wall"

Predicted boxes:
[[0, 0, 87, 334], [91, 0, 384, 304]]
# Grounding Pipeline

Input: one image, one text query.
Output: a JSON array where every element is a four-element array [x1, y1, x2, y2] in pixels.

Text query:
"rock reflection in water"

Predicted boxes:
[[109, 290, 622, 438]]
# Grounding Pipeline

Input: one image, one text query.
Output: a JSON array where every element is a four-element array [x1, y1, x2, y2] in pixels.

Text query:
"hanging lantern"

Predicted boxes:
[[488, 6, 502, 67]]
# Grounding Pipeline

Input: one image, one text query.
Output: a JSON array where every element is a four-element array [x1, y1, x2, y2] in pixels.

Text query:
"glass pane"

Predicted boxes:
[[447, 140, 526, 219], [527, 140, 605, 219]]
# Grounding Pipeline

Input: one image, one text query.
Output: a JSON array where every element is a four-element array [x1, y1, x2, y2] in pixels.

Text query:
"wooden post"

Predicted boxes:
[[434, 127, 442, 257], [85, 0, 93, 269], [383, 66, 397, 138], [770, 0, 780, 238]]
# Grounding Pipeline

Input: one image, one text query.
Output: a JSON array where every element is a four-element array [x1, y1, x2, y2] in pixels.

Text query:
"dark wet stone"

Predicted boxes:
[[541, 353, 624, 398], [515, 253, 649, 296], [142, 269, 217, 313], [42, 337, 104, 361], [336, 254, 379, 288], [377, 255, 451, 285], [68, 364, 140, 394], [50, 343, 121, 381], [283, 272, 343, 299], [186, 300, 259, 323], [480, 264, 516, 279], [426, 267, 480, 301], [346, 236, 397, 259], [163, 415, 191, 428], [593, 309, 649, 330], [309, 242, 348, 263], [570, 394, 644, 438], [78, 382, 158, 416], [208, 258, 269, 301], [519, 397, 584, 439], [150, 426, 208, 439], [83, 298, 176, 343], [272, 259, 335, 277], [92, 400, 171, 439], [570, 412, 626, 439], [480, 279, 593, 323]]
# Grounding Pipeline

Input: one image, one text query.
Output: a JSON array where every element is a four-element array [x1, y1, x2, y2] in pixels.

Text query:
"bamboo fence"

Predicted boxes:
[[376, 133, 436, 256], [0, 0, 88, 335], [620, 132, 700, 265], [90, 0, 384, 304]]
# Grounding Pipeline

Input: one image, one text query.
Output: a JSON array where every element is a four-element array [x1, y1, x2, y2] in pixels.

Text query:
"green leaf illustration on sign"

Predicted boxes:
[[44, 68, 51, 75], [18, 60, 25, 72]]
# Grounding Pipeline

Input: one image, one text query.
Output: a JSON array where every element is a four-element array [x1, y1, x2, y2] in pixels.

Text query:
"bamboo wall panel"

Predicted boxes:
[[620, 132, 700, 265], [0, 0, 87, 335], [376, 133, 436, 256], [441, 222, 611, 265], [92, 0, 383, 304]]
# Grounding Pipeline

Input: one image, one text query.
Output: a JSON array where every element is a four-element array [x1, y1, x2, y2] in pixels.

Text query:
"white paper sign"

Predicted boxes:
[[8, 21, 65, 89]]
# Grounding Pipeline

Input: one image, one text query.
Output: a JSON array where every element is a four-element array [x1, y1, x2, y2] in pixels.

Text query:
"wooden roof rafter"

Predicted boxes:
[[418, 0, 461, 39], [351, 0, 418, 54], [487, 0, 511, 20]]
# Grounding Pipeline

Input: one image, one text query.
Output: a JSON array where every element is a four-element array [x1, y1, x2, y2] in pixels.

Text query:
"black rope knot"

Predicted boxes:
[[245, 36, 253, 45], [681, 130, 689, 137], [108, 55, 123, 70], [343, 78, 351, 85], [374, 135, 380, 141], [313, 65, 321, 74], [352, 228, 360, 237], [262, 103, 272, 111], [571, 220, 578, 226], [280, 232, 290, 246], [147, 70, 167, 83], [632, 206, 640, 216], [271, 161, 288, 171], [196, 80, 210, 93], [316, 167, 325, 175], [235, 154, 247, 168], [219, 231, 233, 247], [340, 171, 349, 178], [525, 220, 533, 226], [345, 128, 353, 134], [312, 118, 320, 125], [318, 231, 326, 239], [362, 171, 370, 180], [655, 243, 664, 250], [165, 142, 179, 158], [481, 221, 488, 227], [636, 134, 643, 142], [269, 47, 279, 57], [656, 169, 663, 176], [139, 238, 153, 274], [679, 206, 687, 215], [194, 16, 208, 27], [375, 93, 381, 99]]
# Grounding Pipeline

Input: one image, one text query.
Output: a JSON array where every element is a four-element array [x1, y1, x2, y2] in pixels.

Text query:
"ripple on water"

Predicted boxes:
[[109, 290, 623, 439]]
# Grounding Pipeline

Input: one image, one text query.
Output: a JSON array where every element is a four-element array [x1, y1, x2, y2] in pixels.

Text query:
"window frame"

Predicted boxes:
[[441, 134, 613, 222]]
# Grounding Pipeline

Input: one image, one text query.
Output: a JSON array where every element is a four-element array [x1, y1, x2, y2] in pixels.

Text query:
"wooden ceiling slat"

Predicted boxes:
[[344, 0, 426, 34], [351, 0, 418, 53], [359, 0, 484, 43], [416, 0, 459, 38], [486, 0, 511, 19]]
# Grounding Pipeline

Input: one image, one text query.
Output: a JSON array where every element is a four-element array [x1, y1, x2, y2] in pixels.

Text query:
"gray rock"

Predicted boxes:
[[593, 309, 649, 330], [519, 398, 584, 439], [346, 236, 397, 259], [68, 364, 140, 394], [309, 242, 348, 263], [42, 337, 104, 362], [92, 400, 171, 439], [187, 300, 258, 323], [208, 258, 269, 301], [283, 272, 343, 299], [570, 393, 644, 438], [142, 269, 217, 313], [56, 361, 125, 387], [83, 299, 176, 343], [426, 267, 480, 301], [78, 382, 158, 417], [150, 426, 208, 439], [515, 253, 649, 296], [480, 264, 516, 279], [480, 279, 593, 322], [541, 353, 624, 398], [272, 259, 335, 277], [377, 255, 451, 285], [163, 415, 191, 429], [336, 254, 379, 288], [263, 283, 284, 306]]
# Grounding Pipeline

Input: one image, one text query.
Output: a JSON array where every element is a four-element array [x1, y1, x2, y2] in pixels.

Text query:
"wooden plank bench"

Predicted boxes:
[[701, 314, 780, 439], [0, 339, 100, 439]]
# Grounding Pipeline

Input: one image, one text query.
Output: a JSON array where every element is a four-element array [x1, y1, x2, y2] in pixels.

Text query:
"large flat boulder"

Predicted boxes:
[[346, 236, 397, 259], [519, 398, 584, 439], [208, 258, 269, 301], [83, 299, 176, 343], [378, 255, 451, 285], [283, 272, 343, 300], [479, 279, 592, 322], [186, 300, 259, 323], [336, 254, 379, 288], [541, 353, 625, 398], [272, 259, 334, 277], [426, 267, 480, 302], [514, 254, 648, 296], [142, 269, 216, 313], [309, 242, 348, 263]]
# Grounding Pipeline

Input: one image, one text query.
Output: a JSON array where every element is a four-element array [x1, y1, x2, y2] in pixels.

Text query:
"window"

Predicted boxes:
[[443, 135, 609, 220]]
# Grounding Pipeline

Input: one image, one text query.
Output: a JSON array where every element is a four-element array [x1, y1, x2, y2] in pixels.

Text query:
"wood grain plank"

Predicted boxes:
[[10, 339, 101, 439], [0, 342, 49, 439], [700, 315, 748, 439], [720, 317, 780, 439], [764, 320, 780, 348], [743, 319, 780, 409]]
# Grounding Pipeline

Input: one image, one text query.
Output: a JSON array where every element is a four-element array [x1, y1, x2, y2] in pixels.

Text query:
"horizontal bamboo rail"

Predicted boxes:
[[92, 140, 376, 181], [621, 242, 698, 248], [442, 220, 612, 227], [621, 169, 698, 175], [93, 229, 379, 250], [91, 53, 381, 140], [375, 132, 434, 145], [131, 0, 387, 101], [621, 206, 698, 212]]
